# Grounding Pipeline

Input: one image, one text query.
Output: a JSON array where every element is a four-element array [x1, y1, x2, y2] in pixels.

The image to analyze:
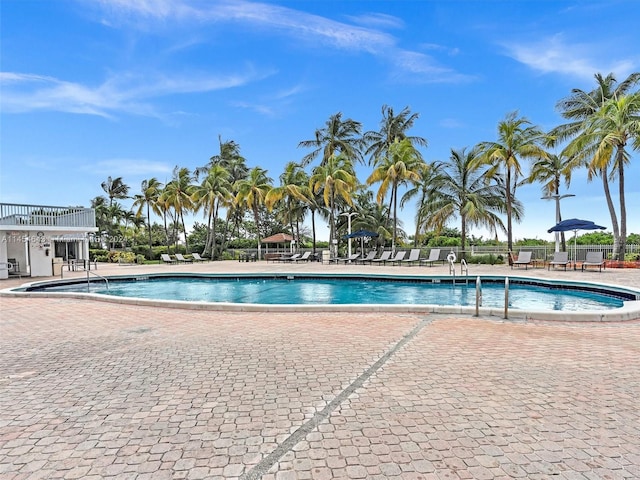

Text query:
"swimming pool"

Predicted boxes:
[[16, 273, 640, 321]]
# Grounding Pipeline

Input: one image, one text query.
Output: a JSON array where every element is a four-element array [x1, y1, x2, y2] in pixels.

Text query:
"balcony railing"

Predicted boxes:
[[0, 203, 96, 229]]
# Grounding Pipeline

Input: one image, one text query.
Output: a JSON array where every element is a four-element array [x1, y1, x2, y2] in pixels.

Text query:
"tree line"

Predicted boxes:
[[91, 72, 639, 261]]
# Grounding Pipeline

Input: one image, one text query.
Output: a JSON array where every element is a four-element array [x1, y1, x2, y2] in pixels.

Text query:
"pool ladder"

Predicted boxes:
[[449, 257, 469, 284], [86, 270, 109, 292]]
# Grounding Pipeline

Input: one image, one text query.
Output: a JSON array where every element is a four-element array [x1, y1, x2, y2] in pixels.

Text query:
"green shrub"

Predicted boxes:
[[466, 254, 504, 265]]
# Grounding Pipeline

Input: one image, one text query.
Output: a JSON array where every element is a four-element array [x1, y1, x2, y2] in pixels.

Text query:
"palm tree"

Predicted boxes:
[[101, 176, 130, 207], [366, 138, 425, 252], [298, 112, 364, 166], [478, 111, 547, 254], [564, 92, 640, 259], [161, 167, 194, 252], [309, 153, 357, 257], [401, 160, 444, 246], [551, 72, 640, 260], [265, 162, 309, 249], [525, 152, 574, 252], [421, 147, 510, 255], [191, 165, 233, 259], [235, 167, 273, 260], [132, 178, 164, 259], [364, 105, 427, 166]]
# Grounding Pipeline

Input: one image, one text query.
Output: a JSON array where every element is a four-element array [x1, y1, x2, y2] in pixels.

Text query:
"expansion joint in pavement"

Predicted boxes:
[[240, 316, 432, 480]]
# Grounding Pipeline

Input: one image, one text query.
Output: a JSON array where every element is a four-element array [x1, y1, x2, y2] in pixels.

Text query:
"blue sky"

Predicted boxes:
[[1, 0, 639, 242]]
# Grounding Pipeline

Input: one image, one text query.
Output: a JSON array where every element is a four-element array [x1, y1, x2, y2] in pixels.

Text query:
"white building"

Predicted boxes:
[[0, 203, 97, 279]]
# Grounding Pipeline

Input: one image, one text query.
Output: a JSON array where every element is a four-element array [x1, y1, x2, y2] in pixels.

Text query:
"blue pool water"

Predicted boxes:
[[30, 275, 633, 311]]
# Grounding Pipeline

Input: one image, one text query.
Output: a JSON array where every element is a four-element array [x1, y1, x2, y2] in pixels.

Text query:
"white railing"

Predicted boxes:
[[0, 203, 96, 228]]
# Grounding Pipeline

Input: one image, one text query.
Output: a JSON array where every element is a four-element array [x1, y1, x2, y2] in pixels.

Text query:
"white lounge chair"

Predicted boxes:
[[191, 253, 207, 262], [175, 253, 193, 263], [161, 253, 176, 264], [290, 251, 312, 262], [370, 251, 392, 265], [331, 253, 361, 264], [355, 251, 377, 264], [399, 248, 421, 266], [547, 251, 569, 271], [419, 249, 442, 267], [511, 251, 533, 270], [388, 251, 407, 265], [581, 251, 605, 272]]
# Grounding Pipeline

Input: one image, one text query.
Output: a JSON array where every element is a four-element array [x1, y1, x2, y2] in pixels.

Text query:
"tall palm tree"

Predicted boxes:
[[309, 153, 357, 257], [401, 160, 444, 246], [161, 167, 194, 252], [364, 105, 428, 166], [191, 165, 233, 259], [101, 176, 130, 207], [525, 152, 573, 251], [298, 112, 364, 166], [132, 178, 164, 259], [265, 162, 309, 248], [478, 111, 547, 254], [235, 167, 273, 260], [564, 92, 640, 259], [421, 147, 510, 255], [366, 138, 425, 252], [551, 72, 640, 260]]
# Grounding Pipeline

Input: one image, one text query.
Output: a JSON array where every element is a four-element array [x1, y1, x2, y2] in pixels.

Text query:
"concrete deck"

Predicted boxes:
[[1, 261, 639, 479]]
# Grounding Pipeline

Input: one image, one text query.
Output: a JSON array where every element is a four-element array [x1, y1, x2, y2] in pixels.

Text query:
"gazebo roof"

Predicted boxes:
[[261, 233, 294, 243]]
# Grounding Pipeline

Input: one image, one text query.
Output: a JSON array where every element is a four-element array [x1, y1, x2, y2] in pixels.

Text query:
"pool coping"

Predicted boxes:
[[3, 272, 640, 322]]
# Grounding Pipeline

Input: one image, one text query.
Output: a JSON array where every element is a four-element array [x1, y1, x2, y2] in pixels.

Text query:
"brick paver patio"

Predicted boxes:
[[1, 262, 639, 479]]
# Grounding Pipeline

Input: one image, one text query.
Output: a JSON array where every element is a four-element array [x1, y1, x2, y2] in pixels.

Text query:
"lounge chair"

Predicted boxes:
[[332, 253, 361, 264], [581, 251, 605, 272], [278, 253, 301, 262], [370, 251, 392, 265], [511, 251, 533, 270], [355, 251, 377, 264], [175, 253, 193, 263], [399, 248, 421, 266], [290, 251, 312, 262], [191, 253, 207, 262], [419, 249, 442, 267], [161, 253, 176, 264], [388, 250, 407, 265], [547, 251, 569, 271]]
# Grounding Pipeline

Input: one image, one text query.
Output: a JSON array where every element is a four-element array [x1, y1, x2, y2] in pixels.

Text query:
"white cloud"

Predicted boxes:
[[87, 0, 468, 83], [503, 35, 637, 80], [81, 158, 174, 176], [0, 69, 266, 118]]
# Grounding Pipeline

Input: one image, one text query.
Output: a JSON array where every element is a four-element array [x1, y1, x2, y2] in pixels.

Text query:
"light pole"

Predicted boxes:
[[339, 212, 358, 258], [542, 193, 575, 252]]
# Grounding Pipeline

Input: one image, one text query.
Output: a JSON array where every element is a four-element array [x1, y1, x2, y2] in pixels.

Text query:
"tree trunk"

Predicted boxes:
[[147, 204, 153, 260], [601, 167, 620, 259], [506, 167, 513, 253], [311, 209, 317, 255], [617, 148, 627, 261], [392, 183, 397, 253]]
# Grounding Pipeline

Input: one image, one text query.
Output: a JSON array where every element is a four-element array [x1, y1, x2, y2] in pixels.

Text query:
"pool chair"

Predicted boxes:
[[290, 251, 312, 262], [355, 251, 377, 264], [582, 251, 605, 272], [388, 250, 407, 265], [191, 253, 207, 262], [175, 253, 193, 263], [547, 251, 569, 271], [331, 253, 361, 264], [161, 253, 176, 264], [370, 251, 393, 265], [399, 248, 421, 266], [419, 248, 442, 267], [511, 251, 533, 270], [278, 253, 301, 262]]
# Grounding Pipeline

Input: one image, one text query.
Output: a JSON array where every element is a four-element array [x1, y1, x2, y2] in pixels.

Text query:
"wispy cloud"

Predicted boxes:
[[502, 34, 637, 80], [80, 158, 174, 176], [0, 68, 267, 118], [88, 0, 468, 83]]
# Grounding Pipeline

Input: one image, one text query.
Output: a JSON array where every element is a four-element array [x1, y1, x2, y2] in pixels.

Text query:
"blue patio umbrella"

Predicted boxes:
[[343, 229, 380, 239], [547, 218, 606, 262], [343, 229, 379, 253]]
